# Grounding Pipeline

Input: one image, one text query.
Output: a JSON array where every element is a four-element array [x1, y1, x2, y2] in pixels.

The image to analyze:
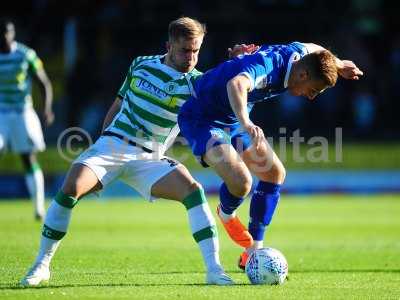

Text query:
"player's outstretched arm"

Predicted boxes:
[[34, 69, 54, 126], [302, 43, 363, 80]]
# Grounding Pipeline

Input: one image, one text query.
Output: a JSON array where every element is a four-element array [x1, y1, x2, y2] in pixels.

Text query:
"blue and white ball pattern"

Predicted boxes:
[[245, 247, 288, 285]]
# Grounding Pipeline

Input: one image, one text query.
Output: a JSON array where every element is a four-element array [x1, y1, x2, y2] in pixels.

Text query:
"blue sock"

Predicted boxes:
[[248, 181, 281, 241], [219, 183, 244, 215]]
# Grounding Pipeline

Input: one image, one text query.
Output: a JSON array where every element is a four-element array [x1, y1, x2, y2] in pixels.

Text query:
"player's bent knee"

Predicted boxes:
[[238, 180, 253, 197], [61, 177, 90, 199], [258, 161, 286, 184], [227, 174, 252, 198], [60, 163, 101, 199]]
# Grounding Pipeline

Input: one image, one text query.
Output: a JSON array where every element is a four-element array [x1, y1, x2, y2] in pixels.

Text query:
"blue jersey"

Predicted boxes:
[[180, 42, 309, 124]]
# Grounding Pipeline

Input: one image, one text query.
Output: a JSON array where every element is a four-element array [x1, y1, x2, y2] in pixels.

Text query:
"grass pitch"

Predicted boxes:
[[1, 195, 399, 299], [1, 143, 400, 174]]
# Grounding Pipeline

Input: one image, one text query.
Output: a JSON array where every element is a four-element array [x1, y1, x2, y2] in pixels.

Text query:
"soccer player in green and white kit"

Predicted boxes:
[[0, 19, 54, 220], [21, 17, 257, 286]]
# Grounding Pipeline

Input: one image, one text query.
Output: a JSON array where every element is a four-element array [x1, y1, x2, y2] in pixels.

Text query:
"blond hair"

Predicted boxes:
[[302, 50, 338, 86], [168, 17, 206, 41]]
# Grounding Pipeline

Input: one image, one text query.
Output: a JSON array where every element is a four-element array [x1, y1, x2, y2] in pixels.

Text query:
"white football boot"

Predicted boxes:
[[20, 263, 50, 287], [206, 271, 234, 285]]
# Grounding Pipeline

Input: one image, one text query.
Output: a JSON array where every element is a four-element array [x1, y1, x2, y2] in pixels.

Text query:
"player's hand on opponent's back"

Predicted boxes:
[[228, 44, 260, 59], [43, 108, 55, 126], [337, 60, 363, 80], [243, 121, 265, 150]]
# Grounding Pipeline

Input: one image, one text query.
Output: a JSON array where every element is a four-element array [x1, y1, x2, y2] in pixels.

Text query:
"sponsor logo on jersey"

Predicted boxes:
[[134, 78, 169, 99]]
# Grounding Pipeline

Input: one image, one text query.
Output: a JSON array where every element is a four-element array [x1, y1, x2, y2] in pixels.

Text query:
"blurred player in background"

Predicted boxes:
[[0, 19, 54, 221], [21, 17, 257, 287], [178, 41, 363, 269]]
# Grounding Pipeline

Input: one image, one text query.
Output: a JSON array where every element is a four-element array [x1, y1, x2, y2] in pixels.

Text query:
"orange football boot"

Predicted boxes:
[[216, 205, 253, 248], [238, 251, 249, 271]]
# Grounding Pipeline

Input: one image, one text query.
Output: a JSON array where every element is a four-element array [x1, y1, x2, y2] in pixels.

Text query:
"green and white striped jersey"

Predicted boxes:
[[105, 55, 202, 153], [0, 42, 43, 109]]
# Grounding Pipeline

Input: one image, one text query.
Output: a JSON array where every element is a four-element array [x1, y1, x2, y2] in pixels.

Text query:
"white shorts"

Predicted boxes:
[[74, 135, 179, 201], [0, 106, 45, 153]]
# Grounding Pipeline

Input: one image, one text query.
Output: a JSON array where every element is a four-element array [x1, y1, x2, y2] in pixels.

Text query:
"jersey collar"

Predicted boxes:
[[159, 53, 186, 76], [284, 52, 300, 88]]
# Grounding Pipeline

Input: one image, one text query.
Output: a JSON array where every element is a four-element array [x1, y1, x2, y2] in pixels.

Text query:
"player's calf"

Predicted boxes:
[[246, 181, 281, 256]]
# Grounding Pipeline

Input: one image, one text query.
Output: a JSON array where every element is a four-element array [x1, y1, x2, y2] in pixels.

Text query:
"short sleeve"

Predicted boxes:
[[238, 54, 272, 92], [26, 49, 43, 74], [117, 62, 135, 99]]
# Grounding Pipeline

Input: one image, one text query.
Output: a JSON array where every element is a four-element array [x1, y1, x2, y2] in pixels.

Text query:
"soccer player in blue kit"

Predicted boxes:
[[178, 42, 363, 269]]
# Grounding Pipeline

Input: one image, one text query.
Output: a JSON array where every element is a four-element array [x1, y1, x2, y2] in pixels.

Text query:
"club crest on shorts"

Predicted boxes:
[[210, 129, 230, 143]]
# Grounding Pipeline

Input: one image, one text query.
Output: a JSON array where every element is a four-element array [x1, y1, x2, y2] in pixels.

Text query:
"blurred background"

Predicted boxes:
[[1, 0, 399, 197]]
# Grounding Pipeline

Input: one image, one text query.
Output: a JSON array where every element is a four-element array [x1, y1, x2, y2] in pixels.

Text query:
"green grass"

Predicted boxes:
[[1, 143, 400, 174], [1, 195, 400, 299]]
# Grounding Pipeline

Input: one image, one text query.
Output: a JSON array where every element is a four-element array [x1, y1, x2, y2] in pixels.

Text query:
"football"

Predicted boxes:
[[245, 247, 288, 285]]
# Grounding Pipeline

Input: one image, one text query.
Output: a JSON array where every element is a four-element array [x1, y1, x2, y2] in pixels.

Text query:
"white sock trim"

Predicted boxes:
[[246, 240, 264, 254], [218, 204, 236, 222]]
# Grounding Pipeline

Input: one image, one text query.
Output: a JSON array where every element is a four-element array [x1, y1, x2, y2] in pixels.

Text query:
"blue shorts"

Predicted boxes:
[[178, 113, 252, 168]]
